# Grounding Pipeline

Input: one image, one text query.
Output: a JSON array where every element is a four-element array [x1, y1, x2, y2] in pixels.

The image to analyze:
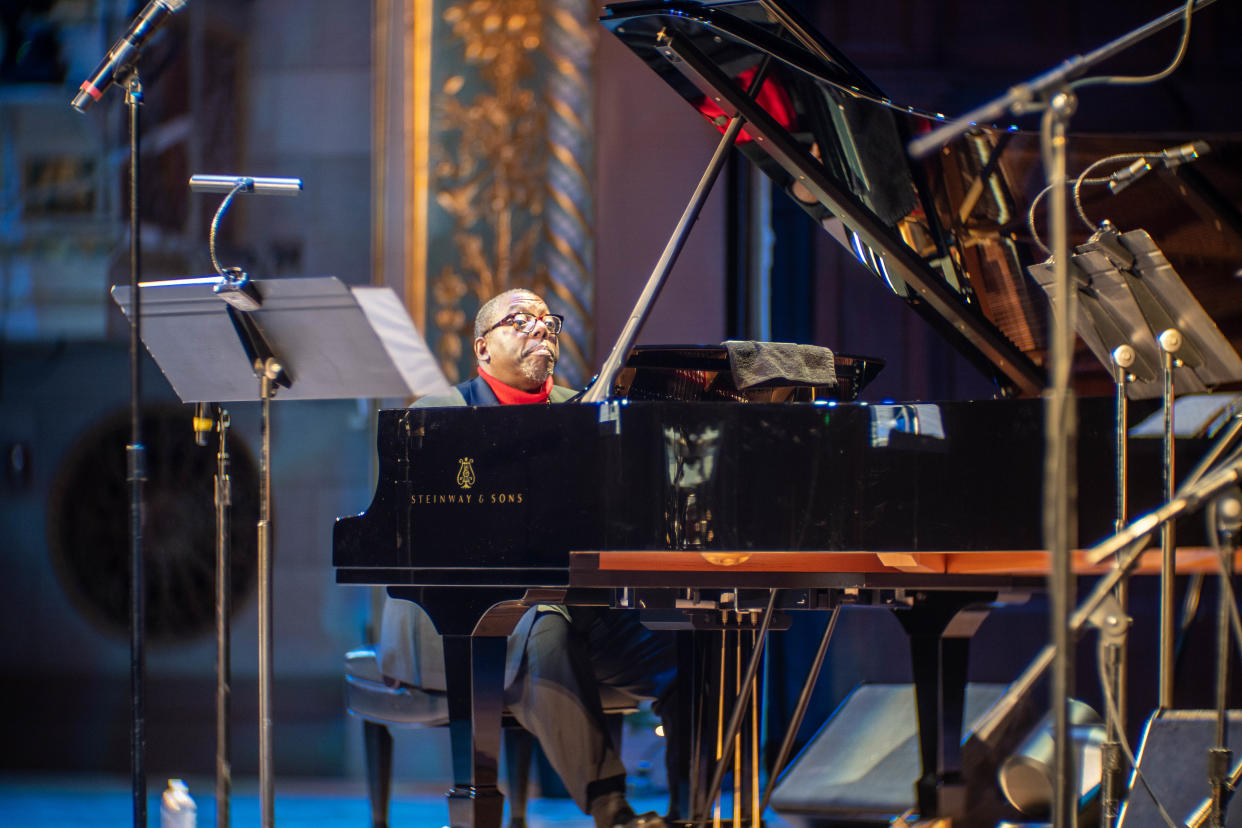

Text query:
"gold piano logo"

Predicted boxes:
[[408, 458, 524, 505], [456, 457, 476, 489]]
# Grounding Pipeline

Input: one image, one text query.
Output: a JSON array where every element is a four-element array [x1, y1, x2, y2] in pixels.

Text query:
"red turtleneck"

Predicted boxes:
[[478, 366, 553, 405]]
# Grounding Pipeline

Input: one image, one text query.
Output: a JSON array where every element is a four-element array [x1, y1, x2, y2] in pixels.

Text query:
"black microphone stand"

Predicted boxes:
[[211, 406, 233, 828], [74, 10, 185, 824], [908, 5, 1219, 825], [193, 397, 233, 828], [120, 65, 148, 828], [1208, 490, 1240, 827], [79, 36, 177, 828], [1099, 346, 1135, 827]]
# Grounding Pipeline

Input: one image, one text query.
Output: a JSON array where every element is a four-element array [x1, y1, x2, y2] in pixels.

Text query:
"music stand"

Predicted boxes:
[[112, 274, 448, 827], [1029, 226, 1242, 401], [112, 275, 448, 402]]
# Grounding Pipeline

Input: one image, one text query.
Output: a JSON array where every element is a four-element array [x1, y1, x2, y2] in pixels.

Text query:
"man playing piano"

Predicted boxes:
[[379, 288, 676, 828]]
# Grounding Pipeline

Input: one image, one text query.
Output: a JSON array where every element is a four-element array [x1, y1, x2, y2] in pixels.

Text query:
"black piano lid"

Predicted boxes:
[[602, 0, 1242, 399]]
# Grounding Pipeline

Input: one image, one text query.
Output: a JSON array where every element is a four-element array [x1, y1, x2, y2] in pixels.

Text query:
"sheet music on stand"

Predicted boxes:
[[111, 275, 451, 402], [1028, 226, 1242, 399]]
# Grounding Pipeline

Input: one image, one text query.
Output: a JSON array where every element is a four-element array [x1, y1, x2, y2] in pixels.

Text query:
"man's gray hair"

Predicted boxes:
[[473, 288, 540, 340]]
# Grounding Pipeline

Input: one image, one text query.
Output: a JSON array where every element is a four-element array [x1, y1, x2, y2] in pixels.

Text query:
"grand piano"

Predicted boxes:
[[334, 1, 1242, 826]]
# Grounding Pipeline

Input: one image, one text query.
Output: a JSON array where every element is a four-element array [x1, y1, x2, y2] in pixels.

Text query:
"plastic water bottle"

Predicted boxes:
[[160, 779, 197, 828]]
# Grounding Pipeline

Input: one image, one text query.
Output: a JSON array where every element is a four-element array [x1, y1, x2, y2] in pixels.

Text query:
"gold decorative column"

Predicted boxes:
[[375, 0, 597, 388]]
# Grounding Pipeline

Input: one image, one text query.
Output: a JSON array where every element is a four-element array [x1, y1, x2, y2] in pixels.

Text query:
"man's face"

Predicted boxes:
[[474, 292, 560, 391]]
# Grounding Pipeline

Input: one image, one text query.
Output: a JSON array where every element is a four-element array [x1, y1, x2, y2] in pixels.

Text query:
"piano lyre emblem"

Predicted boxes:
[[456, 457, 476, 489]]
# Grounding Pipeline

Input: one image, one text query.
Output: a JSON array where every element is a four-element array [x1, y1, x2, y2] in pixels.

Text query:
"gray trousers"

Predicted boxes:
[[503, 607, 677, 812]]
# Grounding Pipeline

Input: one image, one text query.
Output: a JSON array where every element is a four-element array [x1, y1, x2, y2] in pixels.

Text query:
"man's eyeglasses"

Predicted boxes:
[[485, 312, 564, 336]]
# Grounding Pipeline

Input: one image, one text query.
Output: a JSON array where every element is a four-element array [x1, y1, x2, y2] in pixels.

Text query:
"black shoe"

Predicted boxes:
[[616, 812, 667, 828]]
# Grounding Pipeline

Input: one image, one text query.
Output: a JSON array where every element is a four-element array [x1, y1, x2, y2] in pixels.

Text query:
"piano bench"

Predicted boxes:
[[345, 647, 637, 828]]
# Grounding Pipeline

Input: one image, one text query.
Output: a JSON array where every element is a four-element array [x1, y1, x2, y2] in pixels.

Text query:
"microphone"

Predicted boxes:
[[1106, 159, 1151, 195], [1107, 140, 1210, 194], [1215, 486, 1242, 542], [71, 0, 188, 112], [1161, 140, 1210, 166]]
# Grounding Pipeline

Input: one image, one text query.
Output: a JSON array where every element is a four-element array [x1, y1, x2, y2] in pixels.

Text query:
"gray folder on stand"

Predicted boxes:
[[1029, 228, 1242, 399]]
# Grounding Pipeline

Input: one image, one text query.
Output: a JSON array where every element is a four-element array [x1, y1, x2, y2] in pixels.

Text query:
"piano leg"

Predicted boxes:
[[895, 592, 994, 822], [388, 587, 533, 828], [443, 632, 507, 828]]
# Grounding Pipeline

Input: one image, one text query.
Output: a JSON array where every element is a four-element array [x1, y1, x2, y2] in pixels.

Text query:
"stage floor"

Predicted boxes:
[[0, 775, 794, 827]]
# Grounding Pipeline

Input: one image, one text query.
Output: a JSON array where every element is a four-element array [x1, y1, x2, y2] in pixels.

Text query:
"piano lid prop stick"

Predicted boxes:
[[582, 48, 782, 403], [580, 114, 745, 403]]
